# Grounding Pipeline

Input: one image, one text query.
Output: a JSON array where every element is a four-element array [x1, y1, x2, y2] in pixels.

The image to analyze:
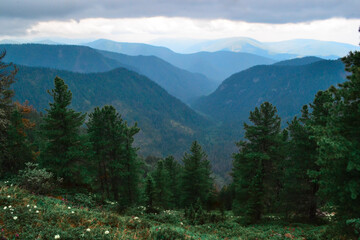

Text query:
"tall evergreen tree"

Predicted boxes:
[[153, 160, 170, 208], [182, 141, 213, 208], [0, 50, 18, 176], [163, 155, 182, 208], [88, 105, 141, 206], [314, 51, 360, 227], [232, 102, 283, 224], [40, 76, 87, 185], [281, 102, 325, 220]]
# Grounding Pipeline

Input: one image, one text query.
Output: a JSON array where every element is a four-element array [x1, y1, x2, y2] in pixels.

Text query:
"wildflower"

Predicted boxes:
[[180, 222, 183, 225], [86, 228, 91, 232], [34, 205, 37, 208], [104, 230, 109, 234], [71, 211, 74, 214], [3, 206, 7, 210], [27, 204, 30, 207], [36, 210, 39, 213], [7, 195, 10, 198], [134, 216, 139, 220], [8, 205, 12, 208], [68, 206, 71, 209], [13, 216, 18, 220], [29, 209, 32, 212], [54, 234, 60, 239]]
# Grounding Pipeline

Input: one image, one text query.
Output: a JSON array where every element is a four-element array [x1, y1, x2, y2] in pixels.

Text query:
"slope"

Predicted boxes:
[[84, 39, 276, 82], [0, 44, 122, 73], [13, 65, 212, 158], [193, 59, 347, 124], [98, 50, 217, 103], [1, 43, 216, 103]]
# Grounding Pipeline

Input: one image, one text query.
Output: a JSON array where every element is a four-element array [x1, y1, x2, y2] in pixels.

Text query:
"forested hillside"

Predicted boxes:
[[85, 39, 276, 82], [12, 65, 212, 157], [193, 59, 347, 124], [1, 44, 216, 103]]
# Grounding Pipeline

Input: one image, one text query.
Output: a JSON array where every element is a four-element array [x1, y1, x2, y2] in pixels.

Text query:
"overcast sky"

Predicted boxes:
[[0, 0, 359, 45]]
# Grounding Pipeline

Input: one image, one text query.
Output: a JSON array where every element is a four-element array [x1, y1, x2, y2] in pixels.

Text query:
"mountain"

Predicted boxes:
[[98, 50, 217, 103], [84, 39, 276, 82], [183, 37, 359, 59], [13, 65, 213, 159], [193, 59, 347, 125], [0, 44, 215, 103], [0, 44, 121, 73], [273, 56, 324, 66]]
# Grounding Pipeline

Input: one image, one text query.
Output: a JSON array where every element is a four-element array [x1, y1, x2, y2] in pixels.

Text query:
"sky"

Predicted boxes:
[[0, 0, 359, 45]]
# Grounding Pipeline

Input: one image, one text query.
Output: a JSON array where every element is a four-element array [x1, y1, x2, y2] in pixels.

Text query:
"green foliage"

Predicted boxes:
[[18, 162, 61, 194], [0, 50, 19, 177], [40, 76, 88, 186], [232, 102, 283, 224], [87, 105, 142, 207], [313, 51, 360, 230], [182, 141, 213, 208]]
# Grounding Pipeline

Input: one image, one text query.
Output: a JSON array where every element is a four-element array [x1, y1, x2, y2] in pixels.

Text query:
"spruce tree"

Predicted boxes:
[[281, 104, 321, 220], [0, 50, 18, 176], [164, 155, 182, 208], [314, 51, 360, 227], [40, 76, 87, 185], [182, 141, 213, 208], [232, 102, 283, 224], [88, 105, 141, 206], [153, 160, 170, 208]]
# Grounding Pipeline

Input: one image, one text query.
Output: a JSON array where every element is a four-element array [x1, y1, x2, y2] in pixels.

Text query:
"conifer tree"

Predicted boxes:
[[182, 141, 213, 208], [88, 105, 141, 206], [232, 102, 283, 224], [281, 104, 321, 219], [153, 160, 170, 208], [0, 50, 18, 175], [164, 155, 182, 208], [314, 50, 360, 226], [144, 175, 155, 211], [40, 76, 87, 185]]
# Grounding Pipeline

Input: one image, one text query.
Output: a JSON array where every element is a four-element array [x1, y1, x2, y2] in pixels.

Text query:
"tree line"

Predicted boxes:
[[0, 48, 359, 236]]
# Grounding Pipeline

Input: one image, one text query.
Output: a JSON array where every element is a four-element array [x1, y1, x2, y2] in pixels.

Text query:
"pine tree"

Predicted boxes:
[[314, 51, 360, 227], [40, 76, 87, 185], [0, 50, 18, 176], [88, 105, 141, 206], [144, 175, 155, 211], [1, 102, 36, 177], [153, 160, 170, 208], [232, 102, 283, 224], [182, 141, 213, 208], [281, 104, 321, 220], [163, 155, 182, 208]]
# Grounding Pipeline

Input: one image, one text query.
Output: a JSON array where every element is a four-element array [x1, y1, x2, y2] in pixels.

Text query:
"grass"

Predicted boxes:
[[0, 182, 330, 239]]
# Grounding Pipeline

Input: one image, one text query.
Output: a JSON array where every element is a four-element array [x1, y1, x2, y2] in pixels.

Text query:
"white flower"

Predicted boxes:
[[29, 209, 32, 212], [7, 195, 10, 198], [134, 217, 139, 220], [34, 205, 37, 208], [180, 222, 183, 225], [104, 230, 109, 235], [13, 216, 18, 220], [10, 184, 13, 187], [8, 205, 12, 208], [36, 210, 39, 213], [27, 204, 30, 207], [54, 234, 60, 239], [86, 228, 91, 232], [3, 206, 7, 210], [71, 211, 74, 214], [68, 207, 71, 209]]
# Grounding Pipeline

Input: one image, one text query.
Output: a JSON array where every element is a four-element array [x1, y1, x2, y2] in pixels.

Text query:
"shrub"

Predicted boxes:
[[17, 162, 61, 194], [150, 226, 188, 240]]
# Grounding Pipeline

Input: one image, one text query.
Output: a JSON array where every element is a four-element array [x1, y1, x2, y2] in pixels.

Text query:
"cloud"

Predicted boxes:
[[12, 17, 359, 46], [1, 0, 359, 23]]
